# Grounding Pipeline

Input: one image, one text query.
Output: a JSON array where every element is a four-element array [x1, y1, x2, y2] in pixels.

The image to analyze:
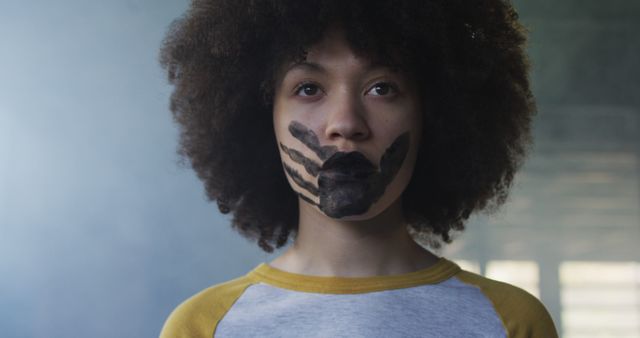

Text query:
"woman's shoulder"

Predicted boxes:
[[454, 269, 559, 338], [159, 274, 255, 338]]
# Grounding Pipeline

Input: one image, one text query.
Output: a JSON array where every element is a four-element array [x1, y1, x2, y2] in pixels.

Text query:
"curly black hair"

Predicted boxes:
[[159, 0, 534, 253]]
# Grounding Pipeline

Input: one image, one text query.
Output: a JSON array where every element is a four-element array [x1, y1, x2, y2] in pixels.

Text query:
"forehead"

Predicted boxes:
[[280, 35, 367, 77], [301, 29, 362, 65], [277, 25, 403, 75], [276, 27, 405, 79]]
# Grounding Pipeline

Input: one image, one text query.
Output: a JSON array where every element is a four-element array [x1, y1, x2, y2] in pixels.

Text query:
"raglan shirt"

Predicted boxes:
[[159, 257, 558, 338]]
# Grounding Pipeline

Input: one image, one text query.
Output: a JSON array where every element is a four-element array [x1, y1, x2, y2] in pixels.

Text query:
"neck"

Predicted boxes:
[[269, 197, 439, 277]]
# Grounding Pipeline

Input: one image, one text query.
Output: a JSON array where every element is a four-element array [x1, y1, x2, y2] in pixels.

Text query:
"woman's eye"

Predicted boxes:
[[367, 82, 396, 96], [295, 83, 321, 97]]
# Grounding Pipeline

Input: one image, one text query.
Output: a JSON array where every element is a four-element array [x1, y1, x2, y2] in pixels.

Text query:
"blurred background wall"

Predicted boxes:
[[0, 0, 638, 337], [443, 1, 640, 336]]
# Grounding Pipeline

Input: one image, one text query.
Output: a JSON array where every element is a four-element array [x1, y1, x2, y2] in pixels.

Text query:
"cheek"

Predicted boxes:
[[273, 105, 297, 156], [273, 97, 305, 144], [403, 120, 422, 175], [389, 105, 422, 167], [272, 102, 285, 143], [375, 123, 421, 196], [403, 142, 420, 182]]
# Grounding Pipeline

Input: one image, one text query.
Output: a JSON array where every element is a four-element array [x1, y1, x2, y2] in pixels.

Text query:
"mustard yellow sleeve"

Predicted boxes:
[[456, 270, 559, 338], [159, 276, 255, 338]]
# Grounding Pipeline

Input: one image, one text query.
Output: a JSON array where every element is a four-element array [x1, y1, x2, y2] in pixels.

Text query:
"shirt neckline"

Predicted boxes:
[[246, 257, 461, 294]]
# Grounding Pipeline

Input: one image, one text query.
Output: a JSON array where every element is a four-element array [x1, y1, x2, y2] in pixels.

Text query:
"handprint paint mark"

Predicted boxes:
[[288, 121, 337, 161], [279, 120, 410, 218], [282, 162, 319, 196], [279, 143, 321, 177]]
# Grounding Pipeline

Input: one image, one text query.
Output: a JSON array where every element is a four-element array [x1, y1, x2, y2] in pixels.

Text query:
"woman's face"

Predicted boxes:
[[273, 28, 422, 220]]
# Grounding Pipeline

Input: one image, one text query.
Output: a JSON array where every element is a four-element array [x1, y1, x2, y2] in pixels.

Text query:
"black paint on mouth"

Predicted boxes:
[[281, 120, 411, 218], [321, 151, 376, 178]]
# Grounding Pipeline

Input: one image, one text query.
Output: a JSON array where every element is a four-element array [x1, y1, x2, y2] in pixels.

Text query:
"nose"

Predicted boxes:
[[324, 92, 371, 142]]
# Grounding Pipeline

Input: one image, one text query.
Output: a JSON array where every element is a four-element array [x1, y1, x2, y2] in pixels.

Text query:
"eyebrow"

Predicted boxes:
[[285, 60, 398, 74], [285, 61, 327, 74]]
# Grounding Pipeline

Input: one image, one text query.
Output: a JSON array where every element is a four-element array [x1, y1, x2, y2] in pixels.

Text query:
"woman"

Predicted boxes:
[[159, 0, 558, 337]]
